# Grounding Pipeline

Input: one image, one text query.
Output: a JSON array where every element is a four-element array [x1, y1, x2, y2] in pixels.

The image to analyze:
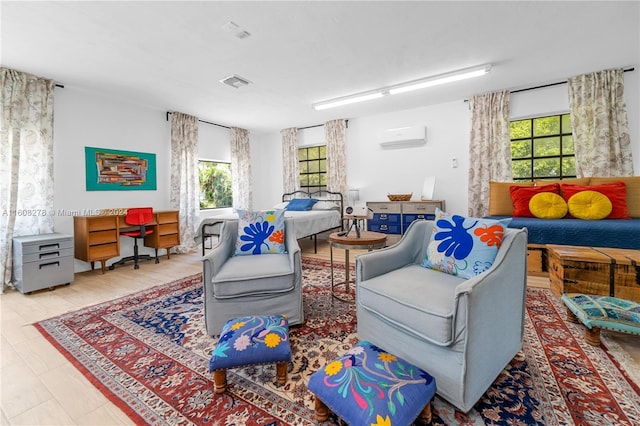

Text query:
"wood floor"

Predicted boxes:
[[1, 233, 638, 425]]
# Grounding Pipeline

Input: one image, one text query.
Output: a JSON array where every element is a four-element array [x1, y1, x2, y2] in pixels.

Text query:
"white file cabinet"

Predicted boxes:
[[12, 233, 74, 294]]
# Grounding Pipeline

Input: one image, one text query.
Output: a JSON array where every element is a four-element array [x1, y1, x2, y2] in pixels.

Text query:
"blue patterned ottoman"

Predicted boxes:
[[208, 314, 291, 393], [561, 293, 640, 346], [308, 341, 437, 425]]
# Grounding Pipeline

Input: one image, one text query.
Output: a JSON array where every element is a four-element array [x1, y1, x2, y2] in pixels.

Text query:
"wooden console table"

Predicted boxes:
[[73, 210, 180, 273]]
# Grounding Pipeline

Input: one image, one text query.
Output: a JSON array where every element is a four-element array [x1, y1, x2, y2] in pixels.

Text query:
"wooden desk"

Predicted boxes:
[[74, 210, 180, 273]]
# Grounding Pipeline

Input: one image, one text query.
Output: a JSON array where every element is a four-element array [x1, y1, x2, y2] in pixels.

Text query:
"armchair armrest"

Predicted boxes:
[[449, 227, 528, 344], [453, 227, 528, 297], [356, 220, 434, 282], [284, 218, 301, 266], [202, 220, 237, 282]]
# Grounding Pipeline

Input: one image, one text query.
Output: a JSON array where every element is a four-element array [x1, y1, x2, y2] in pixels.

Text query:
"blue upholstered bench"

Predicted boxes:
[[308, 341, 437, 425], [561, 293, 640, 346], [208, 314, 291, 393]]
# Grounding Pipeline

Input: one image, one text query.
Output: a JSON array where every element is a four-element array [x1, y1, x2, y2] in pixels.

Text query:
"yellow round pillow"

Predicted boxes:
[[528, 192, 568, 219], [567, 190, 613, 220]]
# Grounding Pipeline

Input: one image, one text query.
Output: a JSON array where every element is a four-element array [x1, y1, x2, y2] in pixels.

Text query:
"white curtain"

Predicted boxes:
[[1, 68, 56, 291], [281, 127, 300, 195], [325, 119, 347, 201], [231, 127, 252, 209], [467, 90, 512, 217], [568, 68, 634, 177], [169, 112, 199, 253]]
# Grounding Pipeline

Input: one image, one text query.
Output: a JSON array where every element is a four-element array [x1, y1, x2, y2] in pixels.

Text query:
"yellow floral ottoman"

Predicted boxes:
[[208, 314, 291, 393], [308, 341, 437, 425]]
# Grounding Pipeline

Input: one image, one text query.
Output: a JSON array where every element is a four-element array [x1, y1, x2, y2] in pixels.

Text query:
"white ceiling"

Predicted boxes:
[[2, 1, 639, 133]]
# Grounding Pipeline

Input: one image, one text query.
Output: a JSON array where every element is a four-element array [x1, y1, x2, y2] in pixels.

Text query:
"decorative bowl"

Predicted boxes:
[[387, 193, 412, 201]]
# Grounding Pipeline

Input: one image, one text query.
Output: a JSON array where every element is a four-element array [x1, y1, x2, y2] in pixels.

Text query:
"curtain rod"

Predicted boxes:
[[165, 111, 231, 129], [297, 119, 349, 130], [298, 124, 323, 130], [464, 67, 635, 101]]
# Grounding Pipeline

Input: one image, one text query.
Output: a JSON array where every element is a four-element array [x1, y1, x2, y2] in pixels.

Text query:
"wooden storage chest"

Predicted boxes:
[[527, 243, 545, 275], [547, 244, 640, 302]]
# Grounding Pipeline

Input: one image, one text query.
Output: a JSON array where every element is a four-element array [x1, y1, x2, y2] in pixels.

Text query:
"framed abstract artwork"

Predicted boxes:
[[85, 147, 157, 191]]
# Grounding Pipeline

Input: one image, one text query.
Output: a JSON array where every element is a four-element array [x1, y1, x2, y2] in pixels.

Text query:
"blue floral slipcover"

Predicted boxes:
[[561, 293, 640, 335], [209, 314, 291, 371], [308, 341, 436, 426]]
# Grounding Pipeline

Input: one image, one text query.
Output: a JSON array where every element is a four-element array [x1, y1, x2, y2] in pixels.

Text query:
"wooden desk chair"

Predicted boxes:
[[110, 207, 158, 270]]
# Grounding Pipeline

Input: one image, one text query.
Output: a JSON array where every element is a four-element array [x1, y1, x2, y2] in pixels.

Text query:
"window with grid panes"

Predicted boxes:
[[510, 113, 576, 182], [298, 145, 327, 191]]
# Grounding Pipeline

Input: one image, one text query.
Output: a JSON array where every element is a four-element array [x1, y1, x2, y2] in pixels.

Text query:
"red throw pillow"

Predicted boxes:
[[560, 182, 629, 219], [509, 183, 561, 217]]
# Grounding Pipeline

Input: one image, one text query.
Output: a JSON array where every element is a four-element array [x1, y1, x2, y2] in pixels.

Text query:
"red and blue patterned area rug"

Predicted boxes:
[[35, 258, 640, 425]]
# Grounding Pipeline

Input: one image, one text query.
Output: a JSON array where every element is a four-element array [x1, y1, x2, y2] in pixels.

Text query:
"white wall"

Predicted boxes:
[[54, 88, 236, 271], [54, 87, 170, 239], [54, 87, 172, 271], [346, 101, 470, 215], [250, 131, 284, 210], [252, 70, 640, 217]]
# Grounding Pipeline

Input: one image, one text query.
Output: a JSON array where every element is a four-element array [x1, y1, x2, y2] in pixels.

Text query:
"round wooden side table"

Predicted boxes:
[[328, 231, 387, 302]]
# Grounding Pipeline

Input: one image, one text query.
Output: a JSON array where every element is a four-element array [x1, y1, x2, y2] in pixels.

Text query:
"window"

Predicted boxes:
[[510, 113, 576, 182], [299, 145, 327, 191], [198, 160, 232, 209]]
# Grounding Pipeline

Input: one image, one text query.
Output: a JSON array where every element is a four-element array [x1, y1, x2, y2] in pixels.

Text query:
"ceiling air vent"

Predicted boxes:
[[220, 74, 251, 89]]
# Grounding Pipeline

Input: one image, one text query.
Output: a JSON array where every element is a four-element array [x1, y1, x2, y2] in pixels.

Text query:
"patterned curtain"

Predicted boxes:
[[0, 68, 55, 291], [231, 127, 252, 209], [281, 127, 300, 195], [325, 119, 347, 202], [170, 112, 199, 253], [467, 90, 512, 217], [568, 68, 634, 177]]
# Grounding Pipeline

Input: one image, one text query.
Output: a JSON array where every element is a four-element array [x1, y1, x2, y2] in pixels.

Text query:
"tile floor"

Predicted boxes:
[[1, 252, 202, 425]]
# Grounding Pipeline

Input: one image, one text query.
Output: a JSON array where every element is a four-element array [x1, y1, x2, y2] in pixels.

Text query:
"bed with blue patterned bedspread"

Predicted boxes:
[[487, 217, 640, 250]]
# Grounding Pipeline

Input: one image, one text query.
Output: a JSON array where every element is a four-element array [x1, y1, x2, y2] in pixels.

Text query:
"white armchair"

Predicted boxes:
[[202, 218, 303, 336], [356, 219, 528, 412]]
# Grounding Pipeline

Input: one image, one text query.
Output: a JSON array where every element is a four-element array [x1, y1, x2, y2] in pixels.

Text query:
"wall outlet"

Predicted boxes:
[[451, 158, 458, 168]]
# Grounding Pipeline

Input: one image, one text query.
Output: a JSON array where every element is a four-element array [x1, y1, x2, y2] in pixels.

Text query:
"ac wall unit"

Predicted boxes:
[[379, 126, 426, 149]]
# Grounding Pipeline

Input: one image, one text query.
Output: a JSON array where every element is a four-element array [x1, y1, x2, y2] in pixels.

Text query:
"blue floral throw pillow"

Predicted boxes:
[[234, 209, 286, 256], [421, 208, 510, 279]]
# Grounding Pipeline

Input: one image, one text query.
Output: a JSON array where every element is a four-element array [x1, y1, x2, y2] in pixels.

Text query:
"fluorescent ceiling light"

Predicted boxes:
[[312, 64, 492, 110], [388, 64, 492, 95], [312, 91, 385, 110]]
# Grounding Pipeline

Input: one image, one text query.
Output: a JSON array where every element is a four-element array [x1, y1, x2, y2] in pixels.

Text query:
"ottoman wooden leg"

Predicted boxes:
[[585, 327, 601, 346], [314, 395, 330, 422], [213, 370, 227, 393], [418, 401, 433, 424], [565, 306, 578, 323], [276, 362, 288, 385]]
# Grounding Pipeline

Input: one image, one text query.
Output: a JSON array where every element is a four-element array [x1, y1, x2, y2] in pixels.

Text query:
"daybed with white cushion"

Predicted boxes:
[[197, 190, 343, 254]]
